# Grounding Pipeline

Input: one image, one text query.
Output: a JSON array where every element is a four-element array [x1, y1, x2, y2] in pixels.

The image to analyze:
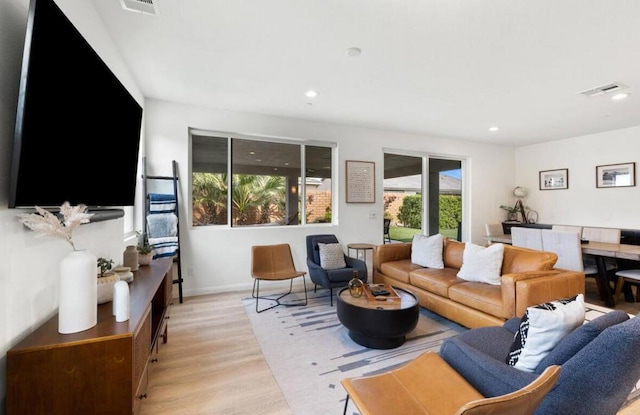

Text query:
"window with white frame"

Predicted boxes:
[[191, 131, 334, 227], [383, 151, 463, 241]]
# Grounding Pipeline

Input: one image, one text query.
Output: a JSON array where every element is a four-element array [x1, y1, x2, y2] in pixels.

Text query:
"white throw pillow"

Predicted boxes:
[[456, 242, 504, 285], [411, 234, 444, 269], [318, 243, 347, 270], [506, 294, 585, 372]]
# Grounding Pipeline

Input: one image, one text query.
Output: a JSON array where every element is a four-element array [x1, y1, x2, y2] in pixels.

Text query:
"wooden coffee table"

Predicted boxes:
[[336, 285, 419, 349]]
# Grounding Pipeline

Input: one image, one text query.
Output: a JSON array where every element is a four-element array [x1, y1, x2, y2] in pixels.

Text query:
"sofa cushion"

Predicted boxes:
[[501, 244, 557, 274], [443, 239, 465, 269], [445, 324, 517, 362], [318, 243, 346, 269], [409, 267, 462, 297], [448, 282, 504, 318], [506, 294, 585, 372], [326, 267, 358, 283], [379, 259, 422, 284], [457, 243, 504, 286], [411, 233, 444, 268]]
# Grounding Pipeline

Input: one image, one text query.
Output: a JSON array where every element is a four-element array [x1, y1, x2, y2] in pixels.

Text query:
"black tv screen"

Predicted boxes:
[[9, 0, 143, 208]]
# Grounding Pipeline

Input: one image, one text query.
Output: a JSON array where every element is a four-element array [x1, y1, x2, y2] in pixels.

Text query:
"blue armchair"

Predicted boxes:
[[305, 234, 367, 306], [439, 310, 640, 415]]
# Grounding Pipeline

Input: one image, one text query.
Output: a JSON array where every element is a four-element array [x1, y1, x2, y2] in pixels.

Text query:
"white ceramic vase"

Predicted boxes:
[[58, 249, 98, 334]]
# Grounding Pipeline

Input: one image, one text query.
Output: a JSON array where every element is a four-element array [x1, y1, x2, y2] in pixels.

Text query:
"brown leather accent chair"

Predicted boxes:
[[341, 352, 560, 415], [251, 244, 307, 313]]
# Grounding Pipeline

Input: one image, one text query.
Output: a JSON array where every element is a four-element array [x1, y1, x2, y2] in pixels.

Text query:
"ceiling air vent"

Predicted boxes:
[[119, 0, 158, 15], [577, 82, 627, 97]]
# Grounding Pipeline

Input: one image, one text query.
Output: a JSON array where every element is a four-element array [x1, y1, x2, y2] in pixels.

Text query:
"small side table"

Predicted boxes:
[[347, 243, 375, 278]]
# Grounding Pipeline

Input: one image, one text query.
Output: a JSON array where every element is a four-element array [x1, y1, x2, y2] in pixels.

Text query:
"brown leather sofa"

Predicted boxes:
[[373, 239, 585, 328]]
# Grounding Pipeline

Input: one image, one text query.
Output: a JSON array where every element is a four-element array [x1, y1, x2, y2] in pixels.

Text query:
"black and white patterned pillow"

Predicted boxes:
[[506, 294, 585, 372], [318, 243, 347, 270]]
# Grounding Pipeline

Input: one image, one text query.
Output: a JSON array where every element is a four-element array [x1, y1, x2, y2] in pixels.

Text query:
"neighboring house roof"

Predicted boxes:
[[383, 174, 461, 195]]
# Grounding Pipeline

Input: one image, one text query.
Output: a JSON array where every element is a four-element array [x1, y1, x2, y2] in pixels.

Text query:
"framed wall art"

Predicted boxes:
[[596, 162, 636, 188], [539, 168, 568, 190], [346, 160, 375, 203]]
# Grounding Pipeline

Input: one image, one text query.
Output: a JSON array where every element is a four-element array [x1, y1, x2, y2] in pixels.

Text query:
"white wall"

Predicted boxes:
[[145, 99, 516, 297], [515, 125, 640, 230], [0, 1, 144, 412]]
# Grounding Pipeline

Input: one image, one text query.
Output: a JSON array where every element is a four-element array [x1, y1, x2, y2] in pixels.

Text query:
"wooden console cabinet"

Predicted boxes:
[[6, 257, 173, 415]]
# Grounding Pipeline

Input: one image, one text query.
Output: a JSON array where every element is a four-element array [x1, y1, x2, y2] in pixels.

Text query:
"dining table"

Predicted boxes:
[[485, 234, 640, 307], [582, 241, 640, 307]]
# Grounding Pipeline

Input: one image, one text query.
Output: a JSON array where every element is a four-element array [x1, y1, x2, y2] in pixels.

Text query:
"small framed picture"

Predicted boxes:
[[596, 162, 636, 188], [539, 168, 569, 190]]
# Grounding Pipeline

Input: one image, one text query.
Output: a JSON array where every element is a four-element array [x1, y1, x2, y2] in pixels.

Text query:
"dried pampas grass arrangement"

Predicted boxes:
[[18, 202, 94, 250]]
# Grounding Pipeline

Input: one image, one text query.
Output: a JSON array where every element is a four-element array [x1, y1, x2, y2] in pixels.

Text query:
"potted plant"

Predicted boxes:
[[136, 232, 154, 266], [499, 204, 520, 222], [97, 257, 114, 278], [96, 257, 119, 304]]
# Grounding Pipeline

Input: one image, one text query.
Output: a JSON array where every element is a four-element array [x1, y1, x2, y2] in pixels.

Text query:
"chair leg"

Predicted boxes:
[[330, 287, 333, 306], [343, 395, 350, 415], [252, 276, 308, 313], [614, 277, 625, 305]]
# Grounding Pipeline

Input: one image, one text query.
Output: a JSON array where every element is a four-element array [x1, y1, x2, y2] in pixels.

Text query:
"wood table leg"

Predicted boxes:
[[596, 256, 614, 307]]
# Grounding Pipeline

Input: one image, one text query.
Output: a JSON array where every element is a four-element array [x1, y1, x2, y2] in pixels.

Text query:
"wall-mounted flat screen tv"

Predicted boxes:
[[9, 0, 143, 209]]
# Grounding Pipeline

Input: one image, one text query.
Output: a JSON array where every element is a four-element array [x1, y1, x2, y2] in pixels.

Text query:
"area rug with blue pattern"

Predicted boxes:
[[243, 291, 639, 415]]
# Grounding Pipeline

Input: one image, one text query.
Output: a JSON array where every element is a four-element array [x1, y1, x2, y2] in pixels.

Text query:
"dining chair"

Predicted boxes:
[[484, 223, 503, 237], [581, 227, 621, 302], [510, 227, 543, 251], [582, 227, 621, 244], [551, 225, 583, 236], [581, 227, 621, 274], [614, 269, 640, 304], [541, 230, 584, 272]]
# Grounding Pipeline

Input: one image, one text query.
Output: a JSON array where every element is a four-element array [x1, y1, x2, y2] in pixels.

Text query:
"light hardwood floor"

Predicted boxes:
[[140, 278, 640, 415], [140, 291, 291, 415]]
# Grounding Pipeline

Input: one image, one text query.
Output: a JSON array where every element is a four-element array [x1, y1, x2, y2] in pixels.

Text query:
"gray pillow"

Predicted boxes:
[[318, 243, 346, 269]]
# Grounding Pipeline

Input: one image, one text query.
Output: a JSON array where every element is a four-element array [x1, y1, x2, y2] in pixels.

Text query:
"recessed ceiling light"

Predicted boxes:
[[345, 47, 362, 57], [249, 151, 255, 155], [612, 93, 630, 100], [489, 126, 499, 132], [305, 90, 318, 98]]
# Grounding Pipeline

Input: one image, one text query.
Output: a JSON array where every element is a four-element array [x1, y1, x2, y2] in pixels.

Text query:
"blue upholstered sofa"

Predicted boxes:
[[439, 310, 640, 415]]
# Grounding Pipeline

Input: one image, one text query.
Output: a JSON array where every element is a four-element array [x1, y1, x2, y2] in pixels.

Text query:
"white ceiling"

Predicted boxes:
[[92, 0, 640, 147]]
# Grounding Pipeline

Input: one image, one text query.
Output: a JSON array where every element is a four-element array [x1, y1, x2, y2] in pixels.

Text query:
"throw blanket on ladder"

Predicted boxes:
[[147, 213, 178, 239], [148, 236, 179, 259], [146, 194, 179, 259], [149, 193, 176, 214]]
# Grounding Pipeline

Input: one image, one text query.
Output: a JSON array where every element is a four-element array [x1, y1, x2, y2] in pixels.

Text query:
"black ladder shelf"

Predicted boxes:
[[141, 157, 184, 303]]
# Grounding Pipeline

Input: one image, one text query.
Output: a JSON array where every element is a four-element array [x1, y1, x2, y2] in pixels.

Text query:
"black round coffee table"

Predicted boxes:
[[336, 285, 419, 349]]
